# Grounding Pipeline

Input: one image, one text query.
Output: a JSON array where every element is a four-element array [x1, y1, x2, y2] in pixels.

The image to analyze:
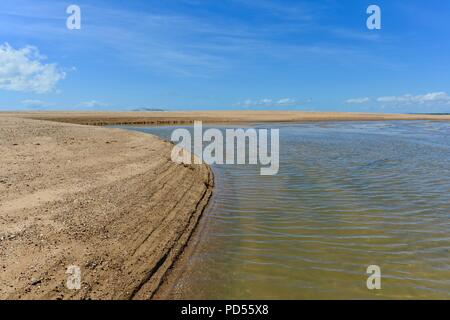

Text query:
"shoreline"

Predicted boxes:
[[2, 111, 450, 127], [153, 166, 219, 300], [0, 116, 213, 299]]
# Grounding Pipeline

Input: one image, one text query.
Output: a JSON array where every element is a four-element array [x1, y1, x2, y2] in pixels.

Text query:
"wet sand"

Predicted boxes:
[[3, 111, 450, 126], [0, 116, 213, 299]]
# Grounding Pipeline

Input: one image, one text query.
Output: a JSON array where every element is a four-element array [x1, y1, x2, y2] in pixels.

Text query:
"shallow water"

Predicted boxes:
[[125, 121, 450, 299]]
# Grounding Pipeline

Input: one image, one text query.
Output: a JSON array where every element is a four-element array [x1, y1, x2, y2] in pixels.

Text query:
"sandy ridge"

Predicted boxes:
[[3, 110, 450, 126], [0, 116, 213, 299]]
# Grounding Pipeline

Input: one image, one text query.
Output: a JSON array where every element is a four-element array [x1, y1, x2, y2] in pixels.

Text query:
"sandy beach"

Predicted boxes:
[[0, 116, 213, 299], [3, 111, 450, 126]]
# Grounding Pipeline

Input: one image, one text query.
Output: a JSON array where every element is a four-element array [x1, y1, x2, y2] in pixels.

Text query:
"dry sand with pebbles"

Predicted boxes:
[[0, 116, 213, 299]]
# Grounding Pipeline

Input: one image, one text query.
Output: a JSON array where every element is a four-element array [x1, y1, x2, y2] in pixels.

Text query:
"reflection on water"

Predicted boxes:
[[125, 121, 450, 299]]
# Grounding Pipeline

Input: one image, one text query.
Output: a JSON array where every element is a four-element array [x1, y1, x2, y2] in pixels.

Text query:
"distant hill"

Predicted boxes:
[[130, 107, 166, 112], [409, 113, 450, 115]]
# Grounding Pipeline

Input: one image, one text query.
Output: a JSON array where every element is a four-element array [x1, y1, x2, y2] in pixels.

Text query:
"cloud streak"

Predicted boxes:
[[346, 97, 370, 104], [236, 97, 302, 107], [377, 92, 450, 105], [345, 92, 450, 111], [0, 0, 388, 78], [21, 99, 49, 108], [78, 100, 109, 108]]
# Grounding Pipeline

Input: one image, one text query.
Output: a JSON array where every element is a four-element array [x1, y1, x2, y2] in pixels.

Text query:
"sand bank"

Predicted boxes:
[[3, 111, 450, 126], [0, 116, 213, 299]]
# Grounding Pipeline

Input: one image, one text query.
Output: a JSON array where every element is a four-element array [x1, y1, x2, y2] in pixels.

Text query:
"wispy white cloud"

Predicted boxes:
[[346, 97, 370, 104], [0, 1, 387, 77], [332, 28, 381, 42], [236, 97, 303, 107], [0, 43, 65, 93], [17, 99, 111, 110], [344, 92, 450, 110], [78, 100, 109, 108], [20, 99, 48, 107], [377, 92, 450, 105], [232, 0, 318, 21]]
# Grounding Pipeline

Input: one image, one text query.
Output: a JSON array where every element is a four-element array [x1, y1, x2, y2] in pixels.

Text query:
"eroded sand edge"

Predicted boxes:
[[0, 116, 213, 299]]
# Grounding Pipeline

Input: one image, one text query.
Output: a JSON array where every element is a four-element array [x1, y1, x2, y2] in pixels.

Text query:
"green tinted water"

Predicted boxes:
[[127, 121, 450, 299]]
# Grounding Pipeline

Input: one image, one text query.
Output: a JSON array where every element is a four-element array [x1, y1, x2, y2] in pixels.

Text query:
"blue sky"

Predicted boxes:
[[1, 0, 450, 112]]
